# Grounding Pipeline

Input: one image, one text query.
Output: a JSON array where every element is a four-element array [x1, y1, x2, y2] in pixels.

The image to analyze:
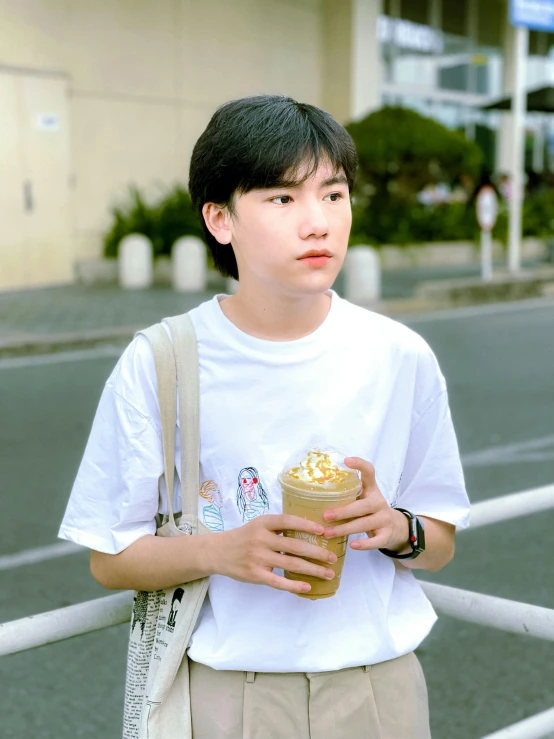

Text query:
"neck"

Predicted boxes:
[[219, 285, 332, 341]]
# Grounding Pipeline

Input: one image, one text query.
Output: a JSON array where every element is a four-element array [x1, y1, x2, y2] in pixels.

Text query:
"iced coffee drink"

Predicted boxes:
[[278, 449, 362, 600]]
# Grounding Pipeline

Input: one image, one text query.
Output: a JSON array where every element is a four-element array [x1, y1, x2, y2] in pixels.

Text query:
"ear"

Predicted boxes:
[[202, 202, 233, 245]]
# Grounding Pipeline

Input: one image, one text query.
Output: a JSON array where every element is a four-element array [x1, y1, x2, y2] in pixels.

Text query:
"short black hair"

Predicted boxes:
[[188, 94, 358, 280]]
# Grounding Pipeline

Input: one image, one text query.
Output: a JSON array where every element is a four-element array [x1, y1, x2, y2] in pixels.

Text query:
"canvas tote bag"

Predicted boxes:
[[122, 313, 210, 739]]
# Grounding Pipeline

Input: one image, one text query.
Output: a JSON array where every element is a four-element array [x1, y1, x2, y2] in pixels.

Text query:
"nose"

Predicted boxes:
[[298, 199, 329, 240]]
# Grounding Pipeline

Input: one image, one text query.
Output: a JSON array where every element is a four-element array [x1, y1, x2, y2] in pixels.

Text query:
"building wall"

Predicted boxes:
[[0, 0, 324, 287]]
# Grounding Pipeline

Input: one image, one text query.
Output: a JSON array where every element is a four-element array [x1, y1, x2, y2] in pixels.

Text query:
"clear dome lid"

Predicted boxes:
[[278, 446, 361, 493]]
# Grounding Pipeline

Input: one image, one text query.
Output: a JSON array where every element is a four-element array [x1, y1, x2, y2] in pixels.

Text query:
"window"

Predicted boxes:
[[477, 0, 503, 48], [400, 0, 429, 25], [442, 0, 468, 36]]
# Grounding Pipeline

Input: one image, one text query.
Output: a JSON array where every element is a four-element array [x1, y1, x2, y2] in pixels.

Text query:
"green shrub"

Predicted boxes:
[[350, 200, 480, 246], [349, 191, 552, 248], [103, 184, 203, 259], [522, 189, 554, 237], [154, 186, 204, 255]]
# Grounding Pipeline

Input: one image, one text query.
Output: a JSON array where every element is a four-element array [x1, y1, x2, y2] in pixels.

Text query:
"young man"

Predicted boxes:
[[59, 95, 470, 738]]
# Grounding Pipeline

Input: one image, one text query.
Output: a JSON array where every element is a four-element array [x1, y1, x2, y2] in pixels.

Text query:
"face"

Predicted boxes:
[[241, 472, 258, 501], [204, 158, 352, 297]]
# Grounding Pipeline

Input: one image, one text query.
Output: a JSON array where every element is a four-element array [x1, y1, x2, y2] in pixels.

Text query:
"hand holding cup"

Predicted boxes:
[[322, 457, 405, 552], [214, 513, 338, 596]]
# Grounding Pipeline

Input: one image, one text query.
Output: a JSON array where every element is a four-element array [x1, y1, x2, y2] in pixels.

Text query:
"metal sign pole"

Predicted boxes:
[[508, 24, 528, 274], [481, 230, 493, 282]]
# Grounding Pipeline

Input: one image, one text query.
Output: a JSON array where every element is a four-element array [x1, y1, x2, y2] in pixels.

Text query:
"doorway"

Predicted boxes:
[[0, 70, 72, 290]]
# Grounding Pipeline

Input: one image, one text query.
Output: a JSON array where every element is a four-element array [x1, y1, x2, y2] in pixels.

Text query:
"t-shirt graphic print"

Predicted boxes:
[[198, 480, 225, 532], [236, 466, 269, 522]]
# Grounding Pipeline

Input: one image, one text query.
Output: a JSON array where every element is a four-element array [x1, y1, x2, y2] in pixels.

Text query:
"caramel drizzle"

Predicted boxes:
[[288, 451, 351, 484]]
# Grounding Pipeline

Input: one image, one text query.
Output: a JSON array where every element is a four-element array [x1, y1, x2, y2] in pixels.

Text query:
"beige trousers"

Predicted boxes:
[[189, 651, 431, 739]]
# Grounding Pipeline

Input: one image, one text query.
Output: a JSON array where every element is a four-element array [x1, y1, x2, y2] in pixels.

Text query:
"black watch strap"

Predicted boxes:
[[378, 508, 425, 560]]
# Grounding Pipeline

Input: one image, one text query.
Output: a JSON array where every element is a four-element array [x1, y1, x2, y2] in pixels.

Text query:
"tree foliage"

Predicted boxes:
[[345, 106, 484, 245]]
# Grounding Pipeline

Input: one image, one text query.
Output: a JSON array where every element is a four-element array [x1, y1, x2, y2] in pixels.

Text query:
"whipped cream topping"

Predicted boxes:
[[287, 450, 351, 485]]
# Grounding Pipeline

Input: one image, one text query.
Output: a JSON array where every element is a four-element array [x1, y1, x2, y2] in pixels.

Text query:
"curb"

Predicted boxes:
[[0, 325, 141, 358], [2, 291, 552, 358]]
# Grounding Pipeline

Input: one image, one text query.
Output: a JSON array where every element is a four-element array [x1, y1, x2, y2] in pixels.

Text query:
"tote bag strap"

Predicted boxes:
[[136, 324, 179, 529], [163, 314, 200, 519]]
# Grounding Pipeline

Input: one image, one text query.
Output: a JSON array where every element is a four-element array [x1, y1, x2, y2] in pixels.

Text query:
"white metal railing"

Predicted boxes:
[[419, 582, 554, 642], [0, 591, 133, 657], [467, 483, 554, 530], [482, 708, 554, 739], [1, 484, 553, 738]]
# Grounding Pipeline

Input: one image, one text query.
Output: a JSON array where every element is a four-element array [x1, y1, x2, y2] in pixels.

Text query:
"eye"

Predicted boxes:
[[270, 195, 292, 205], [253, 478, 258, 484], [242, 479, 247, 484], [324, 192, 343, 202]]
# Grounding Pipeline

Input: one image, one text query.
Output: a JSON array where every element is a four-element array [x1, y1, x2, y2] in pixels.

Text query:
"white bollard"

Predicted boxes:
[[343, 246, 381, 303], [118, 234, 153, 289], [226, 276, 239, 294], [172, 236, 207, 292]]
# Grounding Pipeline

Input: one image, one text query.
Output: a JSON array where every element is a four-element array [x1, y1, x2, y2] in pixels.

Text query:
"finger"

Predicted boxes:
[[323, 495, 381, 524], [278, 536, 338, 564], [264, 570, 313, 595], [344, 457, 376, 492], [323, 513, 389, 539], [264, 514, 324, 536], [350, 531, 390, 550], [273, 552, 336, 582]]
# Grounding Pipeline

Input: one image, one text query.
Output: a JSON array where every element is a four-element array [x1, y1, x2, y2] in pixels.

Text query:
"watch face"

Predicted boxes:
[[381, 508, 426, 559], [415, 517, 425, 552]]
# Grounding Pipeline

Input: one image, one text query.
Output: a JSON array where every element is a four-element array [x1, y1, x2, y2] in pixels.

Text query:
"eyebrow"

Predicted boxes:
[[319, 174, 349, 188], [266, 173, 349, 191]]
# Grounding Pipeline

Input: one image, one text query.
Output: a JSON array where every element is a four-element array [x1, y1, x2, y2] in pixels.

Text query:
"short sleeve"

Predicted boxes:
[[395, 389, 471, 530], [58, 337, 164, 554]]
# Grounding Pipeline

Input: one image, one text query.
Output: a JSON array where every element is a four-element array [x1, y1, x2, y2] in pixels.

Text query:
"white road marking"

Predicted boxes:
[[0, 541, 85, 571], [462, 434, 554, 468], [403, 296, 554, 324], [0, 345, 123, 370]]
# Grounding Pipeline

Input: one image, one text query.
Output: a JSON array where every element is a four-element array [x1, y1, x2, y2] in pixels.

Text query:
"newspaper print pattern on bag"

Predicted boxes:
[[123, 588, 163, 738], [123, 566, 193, 736]]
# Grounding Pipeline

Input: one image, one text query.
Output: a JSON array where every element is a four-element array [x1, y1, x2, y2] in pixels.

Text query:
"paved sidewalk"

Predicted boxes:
[[0, 259, 546, 356], [0, 285, 220, 355]]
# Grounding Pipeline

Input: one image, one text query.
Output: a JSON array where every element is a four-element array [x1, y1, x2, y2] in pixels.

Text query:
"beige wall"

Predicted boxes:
[[0, 0, 328, 285]]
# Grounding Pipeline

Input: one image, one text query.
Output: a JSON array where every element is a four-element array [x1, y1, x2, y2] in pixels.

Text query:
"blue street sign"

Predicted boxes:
[[510, 0, 554, 31]]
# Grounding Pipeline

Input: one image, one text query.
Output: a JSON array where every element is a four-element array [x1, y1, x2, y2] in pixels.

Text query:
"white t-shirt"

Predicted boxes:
[[59, 290, 470, 672]]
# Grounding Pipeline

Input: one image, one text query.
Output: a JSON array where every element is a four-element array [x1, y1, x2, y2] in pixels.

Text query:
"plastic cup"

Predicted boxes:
[[278, 450, 362, 600]]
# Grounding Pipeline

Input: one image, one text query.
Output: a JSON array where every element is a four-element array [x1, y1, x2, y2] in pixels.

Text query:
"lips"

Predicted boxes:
[[298, 254, 331, 267], [298, 249, 332, 260]]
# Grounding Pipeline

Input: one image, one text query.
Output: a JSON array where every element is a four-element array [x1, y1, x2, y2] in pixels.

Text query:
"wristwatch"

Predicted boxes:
[[378, 508, 426, 560]]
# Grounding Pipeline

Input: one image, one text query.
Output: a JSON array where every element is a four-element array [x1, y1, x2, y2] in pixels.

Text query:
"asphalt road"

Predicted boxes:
[[1, 298, 553, 738]]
